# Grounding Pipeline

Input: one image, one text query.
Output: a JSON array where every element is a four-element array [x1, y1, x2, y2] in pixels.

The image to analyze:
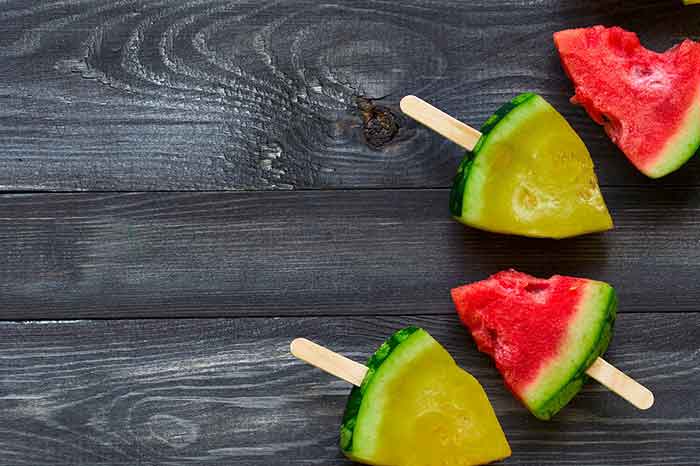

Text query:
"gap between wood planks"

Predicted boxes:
[[3, 310, 697, 325], [2, 184, 700, 193]]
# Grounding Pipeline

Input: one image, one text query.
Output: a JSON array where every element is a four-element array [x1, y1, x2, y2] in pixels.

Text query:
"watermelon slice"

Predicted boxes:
[[554, 26, 700, 178], [340, 327, 511, 466], [450, 93, 613, 239], [451, 270, 617, 420]]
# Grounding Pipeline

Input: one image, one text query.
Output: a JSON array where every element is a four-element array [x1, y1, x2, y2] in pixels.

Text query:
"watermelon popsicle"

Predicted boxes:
[[400, 94, 613, 239], [451, 270, 654, 420], [290, 329, 512, 466]]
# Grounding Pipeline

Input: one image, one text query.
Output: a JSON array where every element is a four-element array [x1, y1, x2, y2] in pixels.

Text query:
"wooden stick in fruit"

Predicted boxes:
[[400, 94, 613, 239], [290, 338, 367, 386], [291, 328, 512, 466], [451, 270, 654, 420], [586, 358, 654, 411], [400, 95, 482, 151]]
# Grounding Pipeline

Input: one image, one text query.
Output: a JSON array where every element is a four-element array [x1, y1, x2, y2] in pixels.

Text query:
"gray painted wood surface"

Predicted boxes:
[[1, 1, 699, 464], [0, 189, 698, 319], [1, 0, 700, 190], [1, 315, 697, 465]]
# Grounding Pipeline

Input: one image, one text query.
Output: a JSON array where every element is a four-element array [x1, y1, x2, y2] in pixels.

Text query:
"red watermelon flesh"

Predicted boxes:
[[554, 26, 700, 178], [451, 270, 616, 420]]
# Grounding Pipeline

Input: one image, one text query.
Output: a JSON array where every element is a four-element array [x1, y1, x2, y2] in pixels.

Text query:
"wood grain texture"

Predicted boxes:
[[0, 189, 698, 319], [1, 0, 700, 190], [0, 315, 697, 465]]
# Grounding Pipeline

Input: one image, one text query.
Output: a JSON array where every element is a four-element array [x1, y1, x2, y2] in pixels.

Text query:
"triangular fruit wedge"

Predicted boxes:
[[554, 26, 700, 178], [451, 270, 617, 420], [340, 327, 511, 466], [449, 93, 613, 239]]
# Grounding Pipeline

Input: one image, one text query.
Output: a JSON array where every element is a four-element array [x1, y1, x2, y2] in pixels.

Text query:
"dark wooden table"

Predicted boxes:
[[1, 1, 698, 464]]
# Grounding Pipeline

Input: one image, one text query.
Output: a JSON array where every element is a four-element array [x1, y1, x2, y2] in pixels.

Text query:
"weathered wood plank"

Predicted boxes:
[[1, 0, 699, 190], [0, 315, 696, 465], [0, 190, 698, 319]]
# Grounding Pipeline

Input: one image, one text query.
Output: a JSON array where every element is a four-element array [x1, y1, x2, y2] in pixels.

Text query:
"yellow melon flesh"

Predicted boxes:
[[455, 94, 613, 239], [345, 329, 511, 466]]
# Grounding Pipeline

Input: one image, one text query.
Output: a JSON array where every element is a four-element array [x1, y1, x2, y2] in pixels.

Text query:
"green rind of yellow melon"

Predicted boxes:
[[340, 326, 420, 455], [449, 93, 536, 218], [522, 281, 617, 420], [644, 98, 700, 178], [341, 327, 511, 465], [450, 93, 613, 239]]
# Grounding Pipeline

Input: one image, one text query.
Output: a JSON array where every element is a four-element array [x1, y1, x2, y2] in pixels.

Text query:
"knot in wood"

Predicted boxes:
[[357, 98, 399, 150]]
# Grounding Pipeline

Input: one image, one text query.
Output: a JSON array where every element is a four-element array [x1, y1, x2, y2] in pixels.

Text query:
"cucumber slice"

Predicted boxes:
[[341, 327, 511, 466], [450, 93, 613, 239]]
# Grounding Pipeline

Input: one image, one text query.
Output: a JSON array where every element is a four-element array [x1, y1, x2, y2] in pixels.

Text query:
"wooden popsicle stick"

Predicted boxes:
[[586, 357, 654, 410], [292, 339, 653, 411], [400, 95, 482, 151], [290, 338, 368, 387]]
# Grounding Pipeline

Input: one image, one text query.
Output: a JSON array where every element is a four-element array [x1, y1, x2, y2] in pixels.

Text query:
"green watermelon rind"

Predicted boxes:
[[528, 283, 617, 420], [449, 93, 537, 218], [645, 99, 700, 178], [449, 153, 475, 217], [339, 326, 420, 454]]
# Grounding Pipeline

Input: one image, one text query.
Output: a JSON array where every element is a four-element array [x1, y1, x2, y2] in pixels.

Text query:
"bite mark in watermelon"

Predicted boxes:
[[554, 26, 700, 178], [451, 270, 617, 420]]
